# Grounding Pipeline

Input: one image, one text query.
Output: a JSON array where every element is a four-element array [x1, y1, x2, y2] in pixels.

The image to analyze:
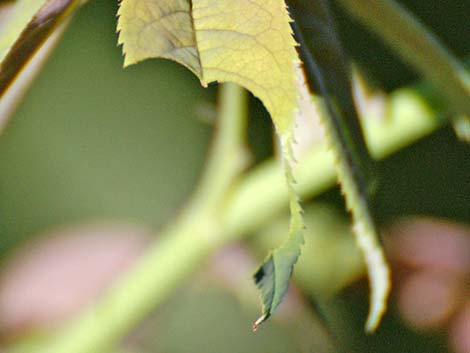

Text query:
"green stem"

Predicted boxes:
[[21, 86, 442, 353], [193, 82, 249, 208], [26, 214, 217, 353], [336, 0, 470, 139], [22, 82, 248, 353]]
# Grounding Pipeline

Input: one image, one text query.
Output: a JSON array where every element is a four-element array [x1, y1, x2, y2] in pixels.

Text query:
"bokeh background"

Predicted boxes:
[[0, 1, 469, 352]]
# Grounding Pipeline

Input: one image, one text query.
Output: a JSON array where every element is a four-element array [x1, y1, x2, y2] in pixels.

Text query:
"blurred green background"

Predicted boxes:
[[0, 0, 215, 251], [0, 1, 469, 353]]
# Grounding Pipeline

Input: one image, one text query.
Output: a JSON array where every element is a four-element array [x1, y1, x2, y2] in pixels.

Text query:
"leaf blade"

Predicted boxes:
[[117, 0, 202, 75], [287, 0, 390, 332], [118, 0, 305, 329], [253, 180, 304, 329]]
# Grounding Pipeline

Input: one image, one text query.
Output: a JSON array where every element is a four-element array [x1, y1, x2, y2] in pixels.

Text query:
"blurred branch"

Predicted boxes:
[[14, 79, 446, 353]]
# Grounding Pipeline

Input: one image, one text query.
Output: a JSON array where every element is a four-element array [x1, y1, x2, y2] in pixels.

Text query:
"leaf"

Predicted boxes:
[[287, 0, 390, 332], [0, 0, 80, 96], [118, 0, 304, 328], [0, 0, 47, 60], [335, 0, 470, 142], [252, 165, 304, 330], [0, 0, 81, 131]]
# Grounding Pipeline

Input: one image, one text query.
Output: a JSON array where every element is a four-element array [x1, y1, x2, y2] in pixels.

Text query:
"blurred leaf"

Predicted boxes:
[[336, 0, 470, 142], [288, 0, 390, 332], [0, 0, 81, 131], [0, 0, 47, 59], [118, 0, 305, 329], [0, 0, 212, 251], [0, 0, 80, 95]]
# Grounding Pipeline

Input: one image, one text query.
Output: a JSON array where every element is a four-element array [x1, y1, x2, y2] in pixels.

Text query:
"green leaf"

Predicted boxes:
[[335, 0, 470, 142], [118, 0, 305, 328], [288, 0, 390, 332], [253, 169, 304, 330]]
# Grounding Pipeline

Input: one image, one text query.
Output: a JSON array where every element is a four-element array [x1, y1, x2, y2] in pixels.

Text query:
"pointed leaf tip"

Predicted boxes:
[[253, 204, 304, 328], [118, 0, 303, 329], [118, 0, 304, 327], [288, 0, 391, 331]]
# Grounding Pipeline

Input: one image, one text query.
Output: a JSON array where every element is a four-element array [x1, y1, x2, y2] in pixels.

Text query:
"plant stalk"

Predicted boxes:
[[19, 86, 443, 353]]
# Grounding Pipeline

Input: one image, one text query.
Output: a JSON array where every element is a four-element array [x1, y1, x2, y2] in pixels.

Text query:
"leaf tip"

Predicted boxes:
[[252, 314, 268, 332], [355, 219, 392, 333], [364, 265, 391, 333]]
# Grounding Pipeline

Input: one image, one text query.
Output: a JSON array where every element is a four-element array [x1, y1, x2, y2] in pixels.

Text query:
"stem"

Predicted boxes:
[[22, 83, 248, 353], [193, 82, 249, 208], [22, 86, 442, 353]]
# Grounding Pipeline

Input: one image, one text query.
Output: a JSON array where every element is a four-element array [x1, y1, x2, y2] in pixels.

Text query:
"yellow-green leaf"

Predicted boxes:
[[117, 0, 201, 76], [118, 0, 304, 328], [118, 0, 300, 134]]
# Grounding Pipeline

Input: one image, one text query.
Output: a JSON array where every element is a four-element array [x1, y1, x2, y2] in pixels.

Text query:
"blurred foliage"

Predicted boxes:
[[333, 0, 470, 90], [0, 0, 214, 252]]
